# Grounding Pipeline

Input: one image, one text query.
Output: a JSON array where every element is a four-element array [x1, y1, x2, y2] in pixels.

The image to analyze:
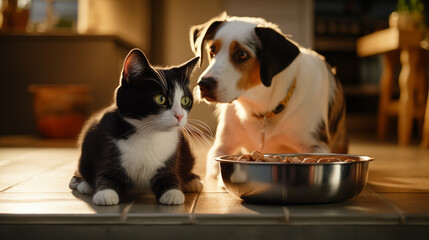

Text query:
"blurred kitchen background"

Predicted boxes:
[[1, 0, 428, 146]]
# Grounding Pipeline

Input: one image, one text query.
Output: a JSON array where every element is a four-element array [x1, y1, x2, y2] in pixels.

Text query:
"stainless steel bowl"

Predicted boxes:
[[216, 153, 374, 204]]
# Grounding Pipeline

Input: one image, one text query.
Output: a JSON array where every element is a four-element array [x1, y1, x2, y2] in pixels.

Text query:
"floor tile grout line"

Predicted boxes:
[[373, 191, 406, 224], [0, 148, 45, 163], [371, 191, 429, 194], [120, 201, 134, 223], [368, 186, 406, 223], [0, 148, 76, 165], [189, 190, 202, 224], [282, 206, 290, 224], [0, 160, 12, 167], [367, 184, 429, 194], [0, 161, 71, 193], [365, 185, 375, 194]]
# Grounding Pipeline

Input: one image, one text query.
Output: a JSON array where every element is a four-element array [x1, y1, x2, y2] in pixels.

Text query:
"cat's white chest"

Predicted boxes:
[[116, 129, 179, 189]]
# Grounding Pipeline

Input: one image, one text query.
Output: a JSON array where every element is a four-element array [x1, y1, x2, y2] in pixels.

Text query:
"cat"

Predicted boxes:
[[69, 48, 203, 206]]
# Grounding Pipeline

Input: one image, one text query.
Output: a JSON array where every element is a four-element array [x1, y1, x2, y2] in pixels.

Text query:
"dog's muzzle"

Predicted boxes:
[[198, 77, 217, 101]]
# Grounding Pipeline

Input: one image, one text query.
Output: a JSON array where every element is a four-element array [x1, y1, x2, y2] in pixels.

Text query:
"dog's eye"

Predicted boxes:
[[235, 50, 249, 62], [238, 51, 248, 59], [209, 45, 216, 57]]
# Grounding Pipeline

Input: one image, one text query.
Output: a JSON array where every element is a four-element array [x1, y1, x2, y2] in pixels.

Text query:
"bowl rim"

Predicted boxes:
[[215, 153, 375, 165]]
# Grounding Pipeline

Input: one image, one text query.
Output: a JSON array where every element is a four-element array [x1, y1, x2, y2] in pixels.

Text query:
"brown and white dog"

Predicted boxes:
[[190, 14, 348, 180]]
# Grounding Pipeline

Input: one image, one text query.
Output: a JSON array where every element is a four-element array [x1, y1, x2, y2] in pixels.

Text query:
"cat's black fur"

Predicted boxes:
[[69, 48, 201, 205]]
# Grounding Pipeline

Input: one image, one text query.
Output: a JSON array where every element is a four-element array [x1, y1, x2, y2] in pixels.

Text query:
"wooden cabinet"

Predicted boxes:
[[0, 33, 133, 136]]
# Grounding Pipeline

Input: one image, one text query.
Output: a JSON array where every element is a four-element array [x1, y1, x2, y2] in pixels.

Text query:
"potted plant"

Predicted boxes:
[[389, 0, 425, 30], [28, 84, 91, 139]]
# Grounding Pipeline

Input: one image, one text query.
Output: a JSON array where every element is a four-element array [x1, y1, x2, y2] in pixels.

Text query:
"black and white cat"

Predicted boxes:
[[69, 48, 203, 206]]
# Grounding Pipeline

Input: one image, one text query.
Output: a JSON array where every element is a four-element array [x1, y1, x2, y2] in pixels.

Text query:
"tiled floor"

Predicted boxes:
[[0, 135, 429, 239]]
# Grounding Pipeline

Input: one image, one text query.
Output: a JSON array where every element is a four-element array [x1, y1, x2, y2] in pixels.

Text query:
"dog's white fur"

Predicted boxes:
[[191, 15, 348, 179]]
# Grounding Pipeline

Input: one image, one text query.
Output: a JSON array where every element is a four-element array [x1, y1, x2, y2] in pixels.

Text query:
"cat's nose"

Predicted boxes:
[[175, 114, 183, 122], [198, 77, 217, 92]]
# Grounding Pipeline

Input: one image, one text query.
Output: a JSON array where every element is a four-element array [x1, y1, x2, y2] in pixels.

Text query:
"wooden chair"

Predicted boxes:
[[422, 50, 429, 148], [357, 28, 427, 145]]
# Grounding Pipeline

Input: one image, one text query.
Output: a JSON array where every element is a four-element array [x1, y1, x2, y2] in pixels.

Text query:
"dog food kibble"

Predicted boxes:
[[251, 151, 264, 160], [265, 156, 280, 162], [273, 155, 283, 162], [317, 157, 331, 163], [303, 157, 318, 163], [344, 159, 357, 162], [237, 154, 251, 162], [233, 153, 361, 163]]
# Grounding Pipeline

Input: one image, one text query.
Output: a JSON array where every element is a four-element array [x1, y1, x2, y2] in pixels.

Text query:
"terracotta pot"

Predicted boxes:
[[389, 11, 424, 30], [29, 84, 91, 139]]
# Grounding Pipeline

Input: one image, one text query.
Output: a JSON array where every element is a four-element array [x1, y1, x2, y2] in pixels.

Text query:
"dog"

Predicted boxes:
[[190, 14, 348, 180]]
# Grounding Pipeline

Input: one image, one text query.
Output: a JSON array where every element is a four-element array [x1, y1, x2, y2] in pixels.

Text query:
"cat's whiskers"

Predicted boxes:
[[183, 125, 211, 151], [185, 124, 214, 145], [183, 126, 209, 151], [137, 122, 163, 135], [182, 125, 199, 144], [178, 72, 190, 91], [155, 70, 168, 92], [145, 78, 167, 92], [122, 120, 160, 140], [131, 120, 157, 131], [183, 119, 214, 150], [187, 119, 215, 138], [136, 118, 183, 136], [182, 127, 196, 150]]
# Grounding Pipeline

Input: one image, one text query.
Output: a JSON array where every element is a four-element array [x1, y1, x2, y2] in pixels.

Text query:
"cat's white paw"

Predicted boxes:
[[182, 178, 204, 193], [77, 181, 94, 194], [159, 189, 185, 205], [93, 189, 119, 206]]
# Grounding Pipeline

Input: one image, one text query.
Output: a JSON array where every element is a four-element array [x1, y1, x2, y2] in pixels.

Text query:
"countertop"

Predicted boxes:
[[0, 136, 428, 240]]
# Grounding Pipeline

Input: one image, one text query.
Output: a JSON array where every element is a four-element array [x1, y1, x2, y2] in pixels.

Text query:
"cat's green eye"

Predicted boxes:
[[181, 96, 191, 107], [154, 95, 167, 106]]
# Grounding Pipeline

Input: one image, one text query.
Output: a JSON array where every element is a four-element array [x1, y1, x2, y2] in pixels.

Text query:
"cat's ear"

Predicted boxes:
[[121, 48, 151, 84], [177, 56, 200, 81]]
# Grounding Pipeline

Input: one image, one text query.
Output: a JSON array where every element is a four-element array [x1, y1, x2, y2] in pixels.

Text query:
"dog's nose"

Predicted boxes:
[[198, 77, 217, 92]]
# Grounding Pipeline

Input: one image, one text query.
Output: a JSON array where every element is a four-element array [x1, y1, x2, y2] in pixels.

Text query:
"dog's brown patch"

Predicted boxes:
[[327, 68, 348, 154], [207, 39, 223, 59], [229, 41, 261, 90], [309, 119, 330, 152]]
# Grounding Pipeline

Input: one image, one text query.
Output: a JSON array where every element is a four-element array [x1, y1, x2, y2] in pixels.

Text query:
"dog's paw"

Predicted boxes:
[[93, 189, 119, 206], [217, 177, 225, 189], [182, 178, 204, 193], [216, 173, 227, 189], [159, 189, 185, 205], [77, 181, 94, 195], [230, 164, 248, 183], [205, 167, 220, 181]]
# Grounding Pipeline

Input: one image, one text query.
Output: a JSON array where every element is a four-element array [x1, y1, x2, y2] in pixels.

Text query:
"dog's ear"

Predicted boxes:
[[190, 13, 227, 66], [255, 27, 300, 87]]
